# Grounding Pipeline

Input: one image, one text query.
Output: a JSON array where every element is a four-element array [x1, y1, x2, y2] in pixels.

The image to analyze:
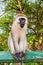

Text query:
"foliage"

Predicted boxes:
[[0, 0, 43, 65]]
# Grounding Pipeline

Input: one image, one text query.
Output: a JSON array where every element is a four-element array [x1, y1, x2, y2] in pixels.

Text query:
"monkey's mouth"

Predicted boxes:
[[19, 18, 25, 28], [20, 23, 25, 28]]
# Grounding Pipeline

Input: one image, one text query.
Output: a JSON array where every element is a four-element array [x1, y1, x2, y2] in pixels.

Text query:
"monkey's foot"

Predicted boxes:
[[13, 53, 20, 60], [13, 52, 26, 61], [18, 52, 26, 60], [19, 52, 26, 57]]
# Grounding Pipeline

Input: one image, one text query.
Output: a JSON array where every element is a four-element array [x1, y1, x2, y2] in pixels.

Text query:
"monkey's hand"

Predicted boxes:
[[13, 52, 26, 61], [18, 52, 26, 61], [13, 53, 20, 60]]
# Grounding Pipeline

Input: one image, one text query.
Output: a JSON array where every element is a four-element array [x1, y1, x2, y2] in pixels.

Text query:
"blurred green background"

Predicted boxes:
[[0, 0, 43, 65]]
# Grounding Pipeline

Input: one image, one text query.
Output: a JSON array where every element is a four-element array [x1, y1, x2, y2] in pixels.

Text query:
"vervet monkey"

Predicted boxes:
[[8, 13, 28, 60]]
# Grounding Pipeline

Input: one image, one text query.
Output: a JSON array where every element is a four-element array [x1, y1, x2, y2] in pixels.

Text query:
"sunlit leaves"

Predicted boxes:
[[0, 0, 43, 51]]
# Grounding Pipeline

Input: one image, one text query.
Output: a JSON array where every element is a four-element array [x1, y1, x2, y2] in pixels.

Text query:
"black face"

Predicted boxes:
[[19, 18, 26, 28]]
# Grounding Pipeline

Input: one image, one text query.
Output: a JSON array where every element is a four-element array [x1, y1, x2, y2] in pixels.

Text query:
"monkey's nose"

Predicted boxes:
[[20, 23, 25, 28], [19, 18, 25, 28], [19, 18, 25, 23]]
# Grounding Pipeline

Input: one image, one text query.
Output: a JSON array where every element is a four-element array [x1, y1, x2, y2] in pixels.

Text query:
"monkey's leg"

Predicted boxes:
[[19, 32, 27, 60], [19, 38, 27, 53], [19, 32, 27, 53], [19, 41, 26, 60], [8, 35, 15, 54], [11, 29, 20, 53], [23, 39, 27, 53], [11, 33, 21, 60], [8, 35, 20, 60]]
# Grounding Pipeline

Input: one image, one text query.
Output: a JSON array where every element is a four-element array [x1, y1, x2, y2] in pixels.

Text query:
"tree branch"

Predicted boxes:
[[16, 0, 23, 12]]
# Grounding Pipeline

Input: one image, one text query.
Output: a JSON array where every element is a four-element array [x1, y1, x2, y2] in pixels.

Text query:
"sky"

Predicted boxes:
[[29, 0, 36, 2], [0, 1, 5, 16]]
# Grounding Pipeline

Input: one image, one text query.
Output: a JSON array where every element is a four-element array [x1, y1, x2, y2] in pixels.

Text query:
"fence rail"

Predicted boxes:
[[0, 51, 43, 62]]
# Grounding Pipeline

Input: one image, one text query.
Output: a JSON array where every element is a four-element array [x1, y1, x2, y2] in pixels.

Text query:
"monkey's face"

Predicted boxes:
[[14, 14, 27, 28], [19, 18, 26, 28]]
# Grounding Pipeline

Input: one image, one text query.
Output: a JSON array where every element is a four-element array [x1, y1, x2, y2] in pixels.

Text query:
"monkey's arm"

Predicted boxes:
[[8, 34, 15, 54], [11, 27, 19, 53], [19, 31, 27, 53]]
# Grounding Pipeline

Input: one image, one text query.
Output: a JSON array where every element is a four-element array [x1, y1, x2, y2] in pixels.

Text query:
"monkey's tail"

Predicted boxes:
[[21, 61, 22, 65], [21, 58, 22, 65]]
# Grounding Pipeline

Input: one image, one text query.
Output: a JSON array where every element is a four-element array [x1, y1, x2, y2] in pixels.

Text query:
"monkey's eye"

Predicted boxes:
[[19, 18, 26, 23]]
